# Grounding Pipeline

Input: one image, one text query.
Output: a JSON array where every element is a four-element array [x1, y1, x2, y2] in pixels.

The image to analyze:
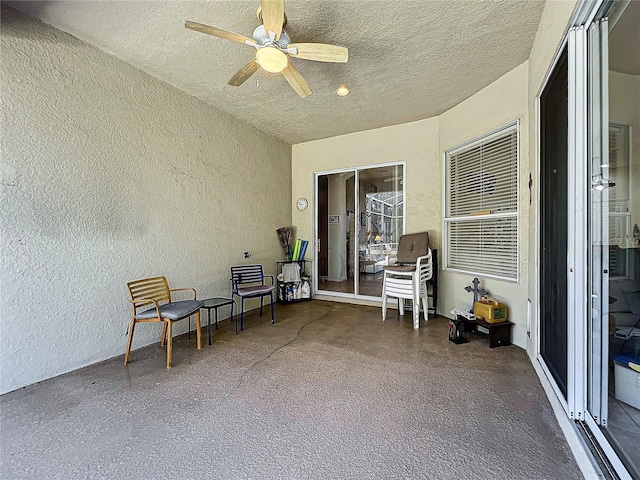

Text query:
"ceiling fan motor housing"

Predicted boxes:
[[252, 25, 290, 49]]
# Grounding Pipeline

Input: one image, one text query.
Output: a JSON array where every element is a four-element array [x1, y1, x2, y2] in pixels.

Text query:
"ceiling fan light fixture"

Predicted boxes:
[[336, 85, 350, 96], [256, 46, 288, 73], [252, 25, 290, 48]]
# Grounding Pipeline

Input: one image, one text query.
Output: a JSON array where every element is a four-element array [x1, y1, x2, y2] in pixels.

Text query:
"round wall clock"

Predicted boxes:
[[296, 197, 309, 211]]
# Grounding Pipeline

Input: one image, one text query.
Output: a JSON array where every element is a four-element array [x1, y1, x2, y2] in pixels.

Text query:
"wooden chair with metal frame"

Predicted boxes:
[[230, 264, 275, 330], [125, 276, 205, 368]]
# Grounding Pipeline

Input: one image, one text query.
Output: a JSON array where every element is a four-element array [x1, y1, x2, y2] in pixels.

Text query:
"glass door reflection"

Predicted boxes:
[[316, 171, 355, 295], [315, 163, 405, 299], [586, 2, 640, 475], [356, 165, 404, 298]]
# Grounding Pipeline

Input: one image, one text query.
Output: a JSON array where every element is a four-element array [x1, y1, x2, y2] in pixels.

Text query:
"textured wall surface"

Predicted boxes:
[[292, 63, 531, 348], [438, 62, 530, 348], [0, 8, 291, 394], [291, 116, 441, 272], [291, 118, 441, 314], [610, 72, 640, 230]]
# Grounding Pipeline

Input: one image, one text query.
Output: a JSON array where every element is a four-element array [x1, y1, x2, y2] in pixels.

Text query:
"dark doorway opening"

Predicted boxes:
[[540, 47, 569, 397]]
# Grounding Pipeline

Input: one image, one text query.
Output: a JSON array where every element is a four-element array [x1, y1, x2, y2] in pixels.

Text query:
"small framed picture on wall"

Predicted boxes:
[[329, 215, 340, 224]]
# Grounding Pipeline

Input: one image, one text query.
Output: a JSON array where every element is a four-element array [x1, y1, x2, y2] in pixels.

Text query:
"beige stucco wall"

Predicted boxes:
[[291, 117, 441, 297], [0, 8, 291, 394], [609, 72, 640, 231], [526, 0, 578, 358], [0, 0, 587, 392], [438, 62, 530, 348], [291, 0, 580, 354], [292, 62, 531, 347]]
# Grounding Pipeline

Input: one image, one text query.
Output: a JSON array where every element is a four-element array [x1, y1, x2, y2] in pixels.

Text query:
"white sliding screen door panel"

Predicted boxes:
[[566, 26, 589, 422], [587, 17, 609, 428], [539, 45, 570, 401], [538, 27, 590, 420]]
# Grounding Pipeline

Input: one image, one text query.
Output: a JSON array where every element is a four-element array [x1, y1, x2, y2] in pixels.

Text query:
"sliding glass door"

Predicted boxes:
[[316, 171, 355, 295], [315, 163, 405, 299], [586, 3, 640, 476], [357, 165, 404, 298], [537, 2, 638, 477]]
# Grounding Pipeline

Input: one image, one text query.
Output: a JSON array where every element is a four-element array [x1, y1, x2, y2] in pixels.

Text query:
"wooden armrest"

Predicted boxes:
[[170, 287, 197, 299], [130, 297, 163, 316], [130, 297, 161, 306]]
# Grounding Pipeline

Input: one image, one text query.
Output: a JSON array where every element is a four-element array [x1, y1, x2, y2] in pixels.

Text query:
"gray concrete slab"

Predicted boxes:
[[1, 301, 582, 479]]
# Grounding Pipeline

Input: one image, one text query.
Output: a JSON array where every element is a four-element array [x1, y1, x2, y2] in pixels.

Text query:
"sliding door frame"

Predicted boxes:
[[535, 1, 634, 477], [314, 167, 356, 300], [567, 25, 589, 422], [313, 161, 406, 301], [535, 27, 590, 421], [536, 33, 572, 418], [586, 16, 610, 429]]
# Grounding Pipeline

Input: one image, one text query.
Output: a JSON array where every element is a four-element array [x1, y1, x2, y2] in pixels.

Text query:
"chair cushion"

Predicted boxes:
[[396, 231, 429, 264], [384, 264, 416, 273], [136, 300, 205, 320], [237, 285, 275, 297]]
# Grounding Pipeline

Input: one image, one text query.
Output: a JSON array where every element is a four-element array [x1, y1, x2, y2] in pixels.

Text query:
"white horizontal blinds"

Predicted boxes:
[[447, 218, 518, 278], [609, 125, 623, 166], [447, 126, 518, 217], [608, 124, 629, 202], [609, 127, 618, 165], [445, 123, 519, 281], [608, 246, 626, 277]]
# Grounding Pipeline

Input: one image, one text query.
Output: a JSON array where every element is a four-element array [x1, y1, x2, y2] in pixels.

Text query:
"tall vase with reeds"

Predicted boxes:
[[277, 227, 293, 261]]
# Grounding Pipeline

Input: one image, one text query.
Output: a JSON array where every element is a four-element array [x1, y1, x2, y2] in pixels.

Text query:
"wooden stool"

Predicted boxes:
[[459, 316, 513, 348]]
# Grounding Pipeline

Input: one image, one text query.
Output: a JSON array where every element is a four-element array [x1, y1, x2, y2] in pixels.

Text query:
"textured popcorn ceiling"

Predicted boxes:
[[9, 0, 546, 144]]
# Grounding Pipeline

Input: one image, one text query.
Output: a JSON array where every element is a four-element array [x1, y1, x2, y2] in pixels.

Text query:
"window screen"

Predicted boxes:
[[444, 123, 519, 281]]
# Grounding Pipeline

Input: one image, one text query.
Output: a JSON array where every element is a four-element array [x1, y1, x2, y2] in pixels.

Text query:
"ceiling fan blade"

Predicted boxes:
[[228, 59, 260, 87], [185, 21, 257, 47], [282, 63, 312, 98], [288, 43, 348, 63], [261, 0, 285, 40]]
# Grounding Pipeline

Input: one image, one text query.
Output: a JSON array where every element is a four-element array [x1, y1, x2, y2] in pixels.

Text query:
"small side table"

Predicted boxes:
[[200, 297, 237, 345], [459, 316, 513, 348]]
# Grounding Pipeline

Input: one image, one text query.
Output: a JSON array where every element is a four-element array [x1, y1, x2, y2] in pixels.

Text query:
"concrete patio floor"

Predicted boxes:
[[1, 300, 583, 479]]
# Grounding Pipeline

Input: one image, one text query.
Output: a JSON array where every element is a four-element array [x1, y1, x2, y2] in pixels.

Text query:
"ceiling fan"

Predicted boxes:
[[185, 0, 348, 98]]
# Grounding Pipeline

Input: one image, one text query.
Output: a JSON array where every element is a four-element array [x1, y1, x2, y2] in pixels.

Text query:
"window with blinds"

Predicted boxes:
[[444, 122, 519, 281], [607, 123, 631, 278]]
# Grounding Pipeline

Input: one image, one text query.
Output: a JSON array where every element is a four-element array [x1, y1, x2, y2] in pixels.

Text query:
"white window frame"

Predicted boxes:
[[442, 121, 520, 282]]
